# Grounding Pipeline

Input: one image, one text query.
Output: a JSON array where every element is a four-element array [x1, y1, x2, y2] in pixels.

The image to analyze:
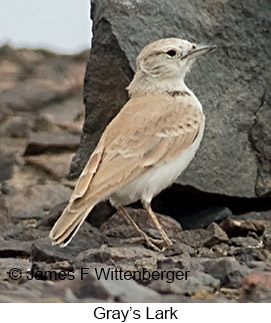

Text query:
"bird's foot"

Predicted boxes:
[[128, 234, 170, 252]]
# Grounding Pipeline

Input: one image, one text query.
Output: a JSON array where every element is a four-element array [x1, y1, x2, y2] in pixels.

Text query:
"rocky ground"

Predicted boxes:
[[0, 45, 271, 303]]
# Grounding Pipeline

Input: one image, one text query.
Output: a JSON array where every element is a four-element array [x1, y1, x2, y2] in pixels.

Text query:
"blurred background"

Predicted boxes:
[[0, 0, 92, 53], [0, 1, 91, 218]]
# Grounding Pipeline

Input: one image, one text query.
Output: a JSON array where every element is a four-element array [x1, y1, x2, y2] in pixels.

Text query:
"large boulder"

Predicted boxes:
[[70, 0, 271, 198]]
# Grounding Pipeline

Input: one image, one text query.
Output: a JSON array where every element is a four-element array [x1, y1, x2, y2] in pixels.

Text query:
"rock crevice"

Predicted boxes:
[[71, 0, 271, 198]]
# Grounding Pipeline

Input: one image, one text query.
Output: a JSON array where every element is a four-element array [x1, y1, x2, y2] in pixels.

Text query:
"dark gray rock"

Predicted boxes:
[[1, 116, 32, 138], [27, 260, 75, 280], [0, 150, 13, 182], [0, 280, 44, 303], [98, 274, 162, 302], [31, 223, 107, 263], [86, 201, 115, 228], [0, 258, 30, 285], [230, 211, 271, 221], [24, 130, 80, 155], [232, 247, 266, 263], [53, 271, 111, 301], [2, 223, 48, 242], [6, 182, 72, 221], [250, 94, 271, 197], [70, 16, 133, 177], [203, 257, 251, 288], [176, 222, 228, 248], [0, 80, 73, 112], [0, 238, 31, 258], [178, 206, 232, 230], [149, 270, 220, 297], [204, 223, 229, 248], [71, 0, 271, 199], [76, 245, 157, 266], [0, 193, 10, 225], [37, 201, 67, 228]]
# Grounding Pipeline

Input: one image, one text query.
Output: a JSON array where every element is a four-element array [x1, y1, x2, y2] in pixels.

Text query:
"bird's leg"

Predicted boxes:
[[117, 206, 162, 251], [142, 201, 172, 247]]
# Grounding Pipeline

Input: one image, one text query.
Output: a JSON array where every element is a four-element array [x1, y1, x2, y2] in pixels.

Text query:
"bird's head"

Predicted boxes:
[[136, 38, 216, 80]]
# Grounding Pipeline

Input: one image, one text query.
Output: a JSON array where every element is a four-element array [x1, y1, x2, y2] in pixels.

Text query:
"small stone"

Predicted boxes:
[[232, 248, 266, 263], [220, 218, 265, 237], [229, 236, 261, 248], [2, 116, 32, 138], [176, 223, 228, 248], [163, 242, 196, 257], [263, 226, 271, 252], [31, 114, 55, 132], [37, 201, 67, 228], [242, 272, 271, 290], [204, 222, 229, 247], [0, 183, 15, 196], [241, 272, 271, 302]]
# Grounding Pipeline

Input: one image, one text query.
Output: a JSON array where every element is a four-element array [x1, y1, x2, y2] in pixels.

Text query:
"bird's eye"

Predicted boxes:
[[166, 50, 177, 57]]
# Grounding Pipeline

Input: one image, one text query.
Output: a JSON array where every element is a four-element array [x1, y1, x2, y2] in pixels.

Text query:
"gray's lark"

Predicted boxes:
[[49, 38, 215, 250]]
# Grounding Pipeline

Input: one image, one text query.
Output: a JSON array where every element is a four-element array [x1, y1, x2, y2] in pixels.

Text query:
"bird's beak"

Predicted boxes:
[[182, 44, 216, 60]]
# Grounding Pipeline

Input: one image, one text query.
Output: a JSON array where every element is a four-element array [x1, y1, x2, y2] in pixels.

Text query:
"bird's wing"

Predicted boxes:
[[70, 142, 104, 203], [70, 93, 203, 207]]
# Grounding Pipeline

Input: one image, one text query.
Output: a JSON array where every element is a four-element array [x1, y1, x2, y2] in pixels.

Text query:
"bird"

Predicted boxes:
[[49, 38, 216, 251]]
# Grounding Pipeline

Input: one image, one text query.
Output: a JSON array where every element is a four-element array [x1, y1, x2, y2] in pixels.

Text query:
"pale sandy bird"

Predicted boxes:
[[49, 38, 215, 251]]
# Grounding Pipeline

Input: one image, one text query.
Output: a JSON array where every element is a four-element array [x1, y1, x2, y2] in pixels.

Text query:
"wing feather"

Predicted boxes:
[[71, 93, 203, 208]]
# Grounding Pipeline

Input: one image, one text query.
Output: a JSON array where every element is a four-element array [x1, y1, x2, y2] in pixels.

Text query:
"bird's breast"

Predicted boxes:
[[110, 117, 205, 207]]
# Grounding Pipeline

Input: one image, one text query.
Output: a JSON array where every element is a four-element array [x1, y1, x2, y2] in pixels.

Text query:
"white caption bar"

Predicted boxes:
[[1, 303, 269, 323]]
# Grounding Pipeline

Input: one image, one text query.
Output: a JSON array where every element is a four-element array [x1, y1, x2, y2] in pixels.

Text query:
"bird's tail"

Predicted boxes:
[[49, 202, 95, 247]]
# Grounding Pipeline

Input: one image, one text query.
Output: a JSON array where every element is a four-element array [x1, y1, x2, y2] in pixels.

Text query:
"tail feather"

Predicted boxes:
[[49, 203, 95, 247]]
